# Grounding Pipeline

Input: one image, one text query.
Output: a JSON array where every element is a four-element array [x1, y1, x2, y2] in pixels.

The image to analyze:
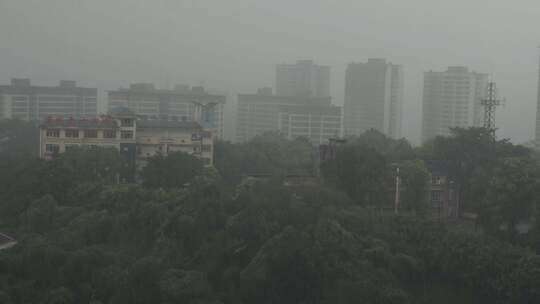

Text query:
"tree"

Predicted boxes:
[[214, 133, 315, 185], [479, 157, 540, 239], [321, 145, 389, 207], [56, 145, 127, 184], [426, 127, 530, 214], [128, 257, 163, 304], [159, 269, 210, 303], [141, 151, 204, 189], [347, 129, 415, 161], [46, 287, 74, 304], [0, 119, 39, 158], [399, 160, 430, 216], [25, 194, 58, 232]]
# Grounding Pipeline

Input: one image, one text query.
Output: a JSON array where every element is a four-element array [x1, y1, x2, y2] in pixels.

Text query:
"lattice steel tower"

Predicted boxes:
[[480, 82, 503, 130]]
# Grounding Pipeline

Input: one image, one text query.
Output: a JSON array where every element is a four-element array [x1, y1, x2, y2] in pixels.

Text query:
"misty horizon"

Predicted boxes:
[[1, 0, 539, 144]]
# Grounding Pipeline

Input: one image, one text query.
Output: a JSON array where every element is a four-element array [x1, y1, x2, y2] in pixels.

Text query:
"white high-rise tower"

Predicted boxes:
[[344, 58, 403, 139], [422, 66, 488, 142]]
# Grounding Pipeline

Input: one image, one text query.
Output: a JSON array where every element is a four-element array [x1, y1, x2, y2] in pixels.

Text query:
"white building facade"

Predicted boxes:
[[422, 66, 488, 142]]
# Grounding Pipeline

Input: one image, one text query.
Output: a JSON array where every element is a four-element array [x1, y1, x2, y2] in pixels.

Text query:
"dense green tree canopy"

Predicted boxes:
[[0, 125, 539, 303], [141, 151, 204, 189], [214, 132, 314, 184], [0, 119, 39, 158]]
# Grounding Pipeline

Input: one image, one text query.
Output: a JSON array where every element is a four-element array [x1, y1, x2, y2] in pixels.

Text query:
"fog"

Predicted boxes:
[[1, 0, 539, 144]]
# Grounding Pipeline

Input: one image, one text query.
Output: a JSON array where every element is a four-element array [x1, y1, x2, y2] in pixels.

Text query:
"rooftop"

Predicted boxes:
[[0, 79, 96, 95], [41, 116, 118, 129], [109, 106, 136, 117], [238, 93, 332, 106], [108, 84, 226, 102], [137, 119, 202, 130]]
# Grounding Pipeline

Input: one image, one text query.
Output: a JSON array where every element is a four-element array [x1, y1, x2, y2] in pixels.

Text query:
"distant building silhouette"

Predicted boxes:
[[535, 50, 540, 148], [344, 59, 403, 139], [276, 60, 330, 98], [108, 83, 225, 139], [422, 66, 488, 142], [0, 78, 97, 121], [236, 89, 341, 144]]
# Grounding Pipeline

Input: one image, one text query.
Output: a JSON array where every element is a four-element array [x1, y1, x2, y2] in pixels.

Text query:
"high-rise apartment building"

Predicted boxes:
[[276, 60, 330, 98], [343, 59, 403, 139], [0, 79, 97, 121], [422, 66, 488, 142], [108, 84, 225, 139], [535, 52, 540, 148], [236, 88, 341, 145]]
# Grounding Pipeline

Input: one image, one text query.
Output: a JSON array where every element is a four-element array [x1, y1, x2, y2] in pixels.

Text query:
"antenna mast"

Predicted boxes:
[[480, 82, 503, 130]]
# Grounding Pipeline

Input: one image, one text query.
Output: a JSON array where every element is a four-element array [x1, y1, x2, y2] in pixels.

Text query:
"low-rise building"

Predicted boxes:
[[136, 119, 213, 167], [425, 160, 459, 219], [39, 109, 136, 160], [39, 108, 213, 167]]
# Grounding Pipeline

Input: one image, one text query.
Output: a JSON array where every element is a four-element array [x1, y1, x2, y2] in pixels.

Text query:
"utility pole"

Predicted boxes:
[[480, 82, 503, 131]]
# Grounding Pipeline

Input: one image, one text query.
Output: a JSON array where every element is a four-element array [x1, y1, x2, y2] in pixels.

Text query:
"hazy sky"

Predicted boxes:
[[1, 0, 539, 144]]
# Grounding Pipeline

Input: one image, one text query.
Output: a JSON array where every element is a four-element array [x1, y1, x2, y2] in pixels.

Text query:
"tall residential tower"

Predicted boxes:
[[535, 50, 540, 147], [344, 59, 403, 138], [276, 60, 330, 98], [422, 66, 488, 142]]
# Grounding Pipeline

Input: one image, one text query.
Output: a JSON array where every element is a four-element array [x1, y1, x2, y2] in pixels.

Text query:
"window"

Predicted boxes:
[[103, 130, 116, 139], [46, 130, 60, 137], [45, 144, 59, 154], [121, 131, 133, 139], [202, 144, 212, 152], [121, 119, 133, 127], [84, 130, 98, 138], [431, 176, 442, 185], [431, 191, 442, 202], [65, 130, 79, 138]]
